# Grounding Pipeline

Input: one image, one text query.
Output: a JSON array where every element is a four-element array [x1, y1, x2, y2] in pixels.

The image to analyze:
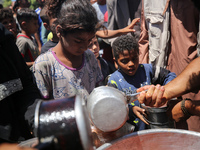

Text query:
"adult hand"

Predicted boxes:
[[137, 84, 167, 107]]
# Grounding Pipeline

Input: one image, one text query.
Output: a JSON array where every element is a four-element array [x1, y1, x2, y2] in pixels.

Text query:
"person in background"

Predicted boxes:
[[33, 0, 104, 103], [12, 0, 30, 18], [0, 8, 18, 38], [92, 0, 107, 27], [40, 5, 58, 54], [16, 8, 40, 68], [106, 0, 142, 45], [107, 34, 176, 131], [88, 36, 110, 84], [0, 23, 41, 143], [34, 0, 49, 52]]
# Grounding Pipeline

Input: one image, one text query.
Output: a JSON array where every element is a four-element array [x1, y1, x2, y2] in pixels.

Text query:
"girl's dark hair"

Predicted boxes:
[[47, 0, 101, 34], [112, 34, 139, 60], [0, 8, 13, 22], [17, 8, 38, 25]]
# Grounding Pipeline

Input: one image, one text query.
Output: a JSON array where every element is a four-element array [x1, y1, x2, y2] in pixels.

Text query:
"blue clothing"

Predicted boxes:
[[35, 8, 43, 45], [108, 64, 176, 131], [35, 8, 50, 45]]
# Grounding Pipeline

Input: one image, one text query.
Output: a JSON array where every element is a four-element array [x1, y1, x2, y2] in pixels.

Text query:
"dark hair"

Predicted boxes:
[[112, 34, 139, 60], [13, 0, 30, 13], [47, 0, 101, 34], [0, 8, 13, 22], [40, 5, 49, 24], [192, 0, 200, 11], [17, 8, 38, 25]]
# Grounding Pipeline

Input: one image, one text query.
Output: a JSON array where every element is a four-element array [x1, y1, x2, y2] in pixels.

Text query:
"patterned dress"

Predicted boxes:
[[33, 49, 103, 103]]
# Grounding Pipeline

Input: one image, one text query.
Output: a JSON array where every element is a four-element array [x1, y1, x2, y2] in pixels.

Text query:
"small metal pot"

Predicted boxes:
[[34, 95, 93, 150], [141, 104, 175, 129], [87, 86, 129, 132]]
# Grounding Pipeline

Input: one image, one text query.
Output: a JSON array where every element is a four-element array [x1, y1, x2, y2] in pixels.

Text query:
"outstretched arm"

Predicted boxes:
[[137, 57, 200, 107], [96, 18, 140, 39], [164, 57, 200, 100]]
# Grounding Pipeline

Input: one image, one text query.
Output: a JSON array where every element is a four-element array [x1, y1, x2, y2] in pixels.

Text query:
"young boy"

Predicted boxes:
[[0, 8, 18, 38], [88, 36, 111, 84], [40, 5, 58, 54], [107, 34, 177, 131], [16, 8, 40, 67]]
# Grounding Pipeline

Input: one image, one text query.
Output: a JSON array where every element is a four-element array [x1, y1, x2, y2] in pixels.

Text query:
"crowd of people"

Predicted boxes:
[[0, 0, 200, 149]]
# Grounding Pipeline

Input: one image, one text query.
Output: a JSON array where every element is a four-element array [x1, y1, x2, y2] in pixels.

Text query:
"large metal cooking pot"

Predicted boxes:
[[97, 129, 200, 150], [34, 95, 93, 150], [87, 86, 128, 132]]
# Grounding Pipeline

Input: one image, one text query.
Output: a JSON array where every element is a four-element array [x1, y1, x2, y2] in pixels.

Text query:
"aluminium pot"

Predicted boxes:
[[87, 86, 129, 132]]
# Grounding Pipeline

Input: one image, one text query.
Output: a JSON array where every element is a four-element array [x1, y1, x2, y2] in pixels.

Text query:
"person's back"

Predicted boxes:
[[107, 35, 176, 131], [0, 23, 41, 143], [16, 8, 40, 68]]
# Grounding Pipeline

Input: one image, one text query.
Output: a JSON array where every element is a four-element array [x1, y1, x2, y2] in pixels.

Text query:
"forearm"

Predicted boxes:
[[164, 57, 200, 100], [34, 32, 42, 52], [187, 100, 200, 117], [96, 29, 124, 39]]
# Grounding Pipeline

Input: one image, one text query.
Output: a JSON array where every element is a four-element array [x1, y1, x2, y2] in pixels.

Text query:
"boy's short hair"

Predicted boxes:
[[112, 34, 139, 61], [0, 8, 13, 22], [17, 8, 38, 25]]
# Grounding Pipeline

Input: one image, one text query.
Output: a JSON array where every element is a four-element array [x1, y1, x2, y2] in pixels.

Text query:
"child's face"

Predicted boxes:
[[1, 17, 17, 36], [88, 36, 100, 58], [116, 49, 139, 76], [60, 31, 95, 56]]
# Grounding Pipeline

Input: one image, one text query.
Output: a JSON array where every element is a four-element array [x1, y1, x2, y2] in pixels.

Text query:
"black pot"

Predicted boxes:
[[142, 105, 175, 129], [34, 95, 93, 150]]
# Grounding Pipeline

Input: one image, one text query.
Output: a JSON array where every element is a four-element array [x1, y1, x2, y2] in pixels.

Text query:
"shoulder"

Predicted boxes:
[[92, 2, 98, 7], [98, 57, 108, 65], [109, 70, 122, 80], [84, 49, 97, 61], [16, 34, 31, 43], [139, 64, 152, 71], [108, 70, 123, 88], [34, 51, 54, 67], [41, 41, 57, 54]]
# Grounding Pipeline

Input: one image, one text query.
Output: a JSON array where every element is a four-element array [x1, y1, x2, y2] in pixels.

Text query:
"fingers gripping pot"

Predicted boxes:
[[87, 86, 129, 132], [141, 104, 175, 129], [34, 95, 93, 150]]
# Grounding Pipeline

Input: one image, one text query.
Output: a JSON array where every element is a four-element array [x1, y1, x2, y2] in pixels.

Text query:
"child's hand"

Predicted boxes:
[[132, 106, 149, 125], [121, 18, 140, 33]]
